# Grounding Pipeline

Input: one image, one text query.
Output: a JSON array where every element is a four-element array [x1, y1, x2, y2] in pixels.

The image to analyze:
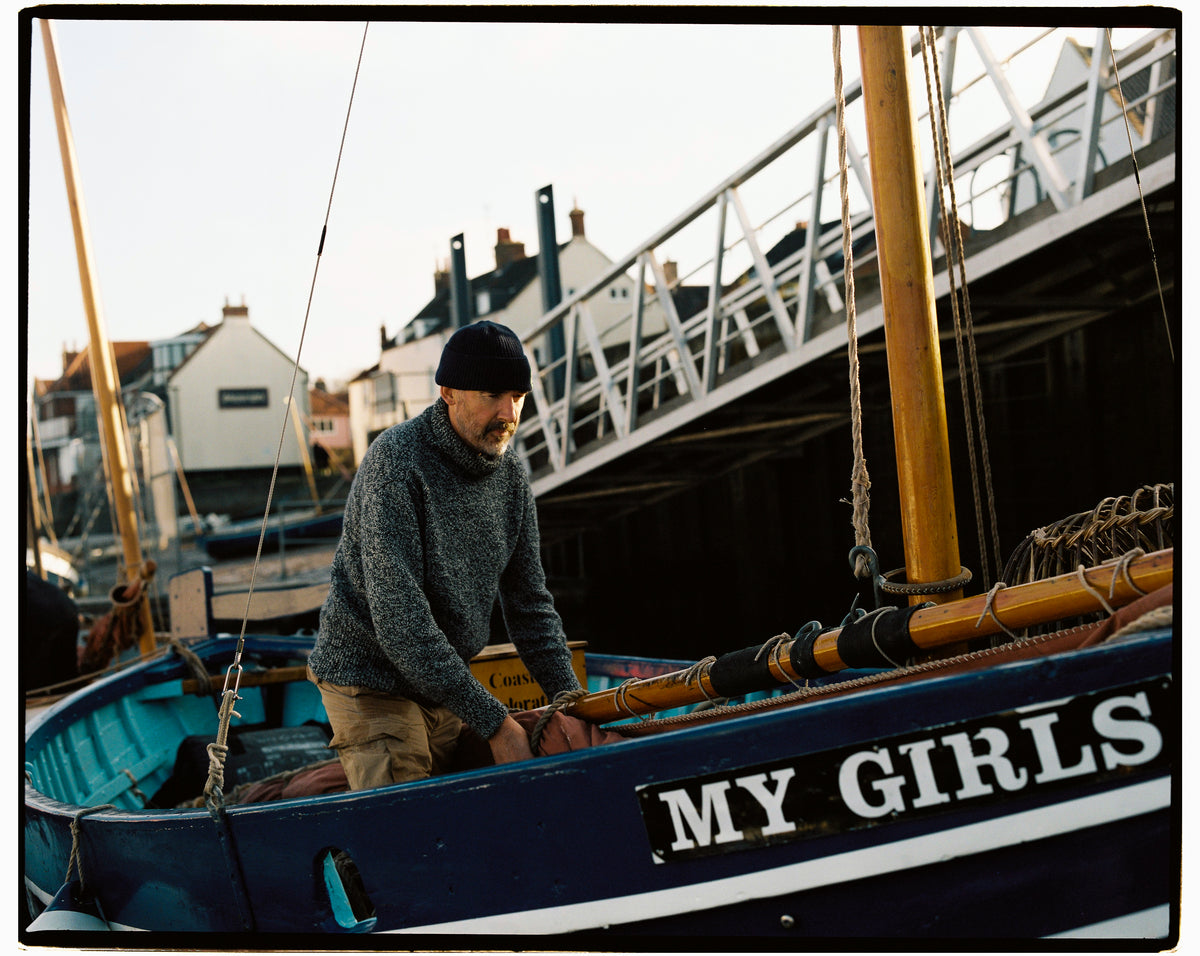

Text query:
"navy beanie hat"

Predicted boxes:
[[436, 321, 532, 393]]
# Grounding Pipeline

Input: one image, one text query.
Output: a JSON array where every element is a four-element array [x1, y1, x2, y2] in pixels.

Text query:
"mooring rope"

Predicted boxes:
[[832, 25, 873, 580], [64, 804, 115, 894]]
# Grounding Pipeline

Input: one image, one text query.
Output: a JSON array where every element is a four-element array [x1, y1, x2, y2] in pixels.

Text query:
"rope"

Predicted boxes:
[[169, 636, 214, 695], [203, 687, 243, 811], [919, 26, 1003, 588], [880, 564, 972, 596], [614, 679, 654, 721], [680, 655, 720, 701], [1105, 28, 1173, 361], [64, 804, 115, 894], [974, 582, 1021, 640], [1109, 605, 1172, 640], [610, 620, 1120, 737], [832, 26, 873, 579], [1108, 547, 1148, 601], [1074, 565, 1115, 616], [529, 688, 590, 755], [756, 634, 806, 690], [121, 768, 148, 807]]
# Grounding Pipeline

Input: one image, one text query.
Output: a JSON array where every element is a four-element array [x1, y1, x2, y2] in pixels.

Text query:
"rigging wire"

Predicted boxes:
[[219, 22, 370, 697], [1104, 27, 1174, 362], [918, 26, 1003, 589]]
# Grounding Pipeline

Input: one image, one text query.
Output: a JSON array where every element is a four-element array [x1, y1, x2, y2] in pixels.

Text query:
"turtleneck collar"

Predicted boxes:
[[427, 398, 505, 479]]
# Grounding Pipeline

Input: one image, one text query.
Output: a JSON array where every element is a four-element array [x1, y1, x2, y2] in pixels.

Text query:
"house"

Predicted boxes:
[[1007, 36, 1175, 217], [31, 301, 313, 535], [32, 341, 154, 498], [166, 301, 310, 475], [309, 380, 353, 475], [348, 203, 671, 463]]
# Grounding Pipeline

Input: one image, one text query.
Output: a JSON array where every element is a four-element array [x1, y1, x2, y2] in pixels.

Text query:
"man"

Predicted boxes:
[[308, 320, 581, 789]]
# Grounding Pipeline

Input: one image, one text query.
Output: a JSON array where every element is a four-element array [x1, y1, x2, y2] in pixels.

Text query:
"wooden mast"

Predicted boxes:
[[40, 19, 156, 654], [858, 25, 963, 604]]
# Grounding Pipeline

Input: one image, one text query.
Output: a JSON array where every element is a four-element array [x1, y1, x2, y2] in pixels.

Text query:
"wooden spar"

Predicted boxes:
[[858, 25, 963, 604], [167, 437, 204, 535], [565, 548, 1173, 723], [290, 400, 322, 512], [40, 19, 156, 654]]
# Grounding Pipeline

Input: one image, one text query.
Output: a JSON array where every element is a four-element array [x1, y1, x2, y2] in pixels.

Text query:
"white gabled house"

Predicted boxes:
[[348, 203, 668, 464], [167, 301, 310, 473]]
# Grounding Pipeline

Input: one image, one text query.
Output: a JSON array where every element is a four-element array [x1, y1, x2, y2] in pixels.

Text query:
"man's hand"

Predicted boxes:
[[488, 715, 534, 765]]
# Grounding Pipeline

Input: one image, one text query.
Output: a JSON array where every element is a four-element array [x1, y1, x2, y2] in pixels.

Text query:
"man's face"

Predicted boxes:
[[441, 387, 527, 458]]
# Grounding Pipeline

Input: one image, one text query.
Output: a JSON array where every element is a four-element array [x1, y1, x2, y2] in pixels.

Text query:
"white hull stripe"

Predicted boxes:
[[1049, 904, 1171, 939], [392, 777, 1171, 935]]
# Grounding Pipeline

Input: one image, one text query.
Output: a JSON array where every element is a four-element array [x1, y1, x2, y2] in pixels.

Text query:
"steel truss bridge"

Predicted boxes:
[[514, 26, 1177, 545]]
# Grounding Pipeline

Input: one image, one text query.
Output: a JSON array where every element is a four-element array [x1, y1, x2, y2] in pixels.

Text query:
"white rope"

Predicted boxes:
[[832, 25, 873, 579]]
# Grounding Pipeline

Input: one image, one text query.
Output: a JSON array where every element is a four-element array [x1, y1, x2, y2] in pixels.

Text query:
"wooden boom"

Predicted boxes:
[[565, 549, 1173, 724]]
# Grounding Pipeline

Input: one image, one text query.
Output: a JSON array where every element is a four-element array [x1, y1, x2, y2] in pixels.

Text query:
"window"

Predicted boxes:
[[373, 372, 396, 411]]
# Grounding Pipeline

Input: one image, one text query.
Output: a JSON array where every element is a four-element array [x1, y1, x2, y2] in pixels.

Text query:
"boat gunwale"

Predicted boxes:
[[23, 627, 1174, 820]]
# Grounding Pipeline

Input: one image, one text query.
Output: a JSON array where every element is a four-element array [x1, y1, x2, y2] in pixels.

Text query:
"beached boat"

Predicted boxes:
[[23, 19, 1177, 943]]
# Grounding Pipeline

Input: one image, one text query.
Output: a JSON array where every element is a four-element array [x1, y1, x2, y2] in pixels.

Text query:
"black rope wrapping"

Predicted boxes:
[[789, 604, 926, 677], [708, 644, 781, 698]]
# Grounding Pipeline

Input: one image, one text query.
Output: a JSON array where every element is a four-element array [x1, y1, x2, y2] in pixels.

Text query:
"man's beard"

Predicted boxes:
[[478, 420, 516, 458]]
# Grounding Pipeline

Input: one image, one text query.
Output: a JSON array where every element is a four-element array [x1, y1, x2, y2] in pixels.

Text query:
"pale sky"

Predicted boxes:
[[22, 13, 868, 390], [20, 10, 1162, 395], [13, 6, 1178, 407]]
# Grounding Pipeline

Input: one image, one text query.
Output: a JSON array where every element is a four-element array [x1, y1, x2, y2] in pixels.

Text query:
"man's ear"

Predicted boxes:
[[439, 385, 456, 405]]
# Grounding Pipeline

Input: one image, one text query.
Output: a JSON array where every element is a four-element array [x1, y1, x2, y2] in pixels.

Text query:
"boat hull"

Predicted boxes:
[[197, 511, 343, 560], [23, 631, 1176, 940]]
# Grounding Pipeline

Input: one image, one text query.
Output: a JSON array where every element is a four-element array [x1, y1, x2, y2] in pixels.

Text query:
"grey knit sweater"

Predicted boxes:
[[308, 399, 580, 739]]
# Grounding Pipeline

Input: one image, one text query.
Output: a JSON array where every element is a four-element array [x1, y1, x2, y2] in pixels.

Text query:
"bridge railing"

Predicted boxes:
[[517, 26, 1176, 496]]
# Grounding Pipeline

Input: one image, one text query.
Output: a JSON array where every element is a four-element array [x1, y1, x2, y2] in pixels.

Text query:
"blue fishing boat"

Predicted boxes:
[[22, 18, 1178, 944], [22, 566, 1175, 937]]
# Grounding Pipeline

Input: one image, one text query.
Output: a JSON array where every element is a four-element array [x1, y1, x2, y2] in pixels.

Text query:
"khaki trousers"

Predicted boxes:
[[308, 666, 462, 789]]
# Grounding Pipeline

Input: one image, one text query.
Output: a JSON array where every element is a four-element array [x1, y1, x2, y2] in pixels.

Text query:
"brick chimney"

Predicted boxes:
[[494, 228, 526, 269], [569, 203, 585, 239], [434, 259, 451, 294], [663, 259, 678, 286], [222, 297, 249, 322]]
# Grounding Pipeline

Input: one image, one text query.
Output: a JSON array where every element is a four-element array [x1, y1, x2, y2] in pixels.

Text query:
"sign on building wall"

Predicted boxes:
[[218, 388, 269, 409]]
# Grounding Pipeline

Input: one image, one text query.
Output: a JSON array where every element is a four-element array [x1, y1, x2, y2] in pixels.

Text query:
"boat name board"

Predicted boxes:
[[636, 677, 1170, 864]]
